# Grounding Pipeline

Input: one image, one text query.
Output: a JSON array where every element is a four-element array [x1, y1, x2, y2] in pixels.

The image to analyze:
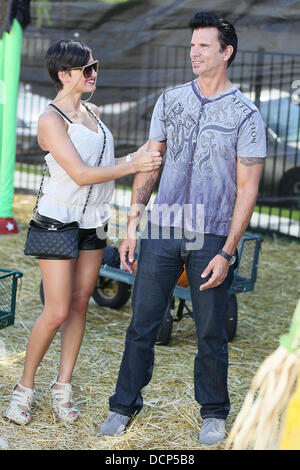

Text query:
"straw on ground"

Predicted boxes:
[[0, 194, 299, 450]]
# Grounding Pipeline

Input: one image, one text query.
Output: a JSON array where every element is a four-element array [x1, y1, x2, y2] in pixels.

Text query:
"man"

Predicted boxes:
[[100, 12, 266, 445]]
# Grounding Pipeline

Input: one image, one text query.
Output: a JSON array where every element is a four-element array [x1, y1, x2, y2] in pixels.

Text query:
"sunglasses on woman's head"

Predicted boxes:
[[65, 60, 99, 79]]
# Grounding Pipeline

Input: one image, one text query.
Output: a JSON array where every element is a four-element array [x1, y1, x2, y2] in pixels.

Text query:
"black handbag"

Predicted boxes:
[[24, 103, 107, 258], [24, 219, 80, 258]]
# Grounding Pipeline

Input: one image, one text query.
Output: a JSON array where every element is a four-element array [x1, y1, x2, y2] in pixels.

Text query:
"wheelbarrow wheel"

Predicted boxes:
[[225, 294, 238, 342], [102, 245, 122, 268], [40, 246, 131, 309], [40, 276, 131, 310], [92, 276, 131, 309], [156, 308, 173, 346], [92, 246, 131, 309]]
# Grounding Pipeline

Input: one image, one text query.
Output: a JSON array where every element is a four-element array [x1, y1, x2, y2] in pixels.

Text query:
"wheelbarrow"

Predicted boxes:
[[39, 205, 263, 345], [91, 208, 264, 344]]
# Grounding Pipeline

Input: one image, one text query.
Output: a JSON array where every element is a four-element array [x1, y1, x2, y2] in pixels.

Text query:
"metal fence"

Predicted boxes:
[[15, 36, 300, 239]]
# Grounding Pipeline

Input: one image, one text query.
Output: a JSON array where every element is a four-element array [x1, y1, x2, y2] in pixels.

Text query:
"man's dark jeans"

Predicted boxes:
[[109, 225, 235, 420]]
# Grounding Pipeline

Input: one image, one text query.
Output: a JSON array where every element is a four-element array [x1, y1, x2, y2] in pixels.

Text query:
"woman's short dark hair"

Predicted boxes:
[[45, 39, 92, 90], [189, 12, 238, 67]]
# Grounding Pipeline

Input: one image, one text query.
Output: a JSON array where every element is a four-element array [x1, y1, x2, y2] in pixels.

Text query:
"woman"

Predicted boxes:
[[3, 39, 162, 425]]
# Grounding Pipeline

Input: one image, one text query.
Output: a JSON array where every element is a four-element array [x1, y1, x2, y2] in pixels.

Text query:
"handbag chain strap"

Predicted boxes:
[[81, 103, 107, 217], [32, 102, 107, 222]]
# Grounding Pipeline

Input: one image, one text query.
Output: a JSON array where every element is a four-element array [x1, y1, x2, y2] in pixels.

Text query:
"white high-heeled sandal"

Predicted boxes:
[[3, 383, 34, 425], [50, 379, 79, 424]]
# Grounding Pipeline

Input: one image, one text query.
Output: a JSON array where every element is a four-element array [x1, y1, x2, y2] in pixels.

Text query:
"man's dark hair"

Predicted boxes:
[[45, 39, 92, 90], [189, 12, 238, 67]]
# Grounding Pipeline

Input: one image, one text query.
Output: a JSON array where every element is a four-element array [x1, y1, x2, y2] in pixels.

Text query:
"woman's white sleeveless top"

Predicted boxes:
[[38, 109, 115, 229]]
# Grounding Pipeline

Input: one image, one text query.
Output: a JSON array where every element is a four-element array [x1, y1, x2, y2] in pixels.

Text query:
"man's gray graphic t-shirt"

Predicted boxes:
[[149, 80, 267, 236]]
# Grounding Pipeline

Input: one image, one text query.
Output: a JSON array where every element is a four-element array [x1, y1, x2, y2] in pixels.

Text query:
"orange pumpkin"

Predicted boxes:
[[132, 260, 137, 274], [133, 261, 189, 287], [177, 269, 189, 287]]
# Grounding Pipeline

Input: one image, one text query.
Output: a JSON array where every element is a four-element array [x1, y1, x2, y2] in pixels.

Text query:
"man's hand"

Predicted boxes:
[[119, 236, 137, 273], [200, 255, 230, 290]]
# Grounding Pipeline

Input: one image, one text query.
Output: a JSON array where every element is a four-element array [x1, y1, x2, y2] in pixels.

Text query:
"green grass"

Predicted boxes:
[[254, 205, 300, 221], [15, 163, 44, 176]]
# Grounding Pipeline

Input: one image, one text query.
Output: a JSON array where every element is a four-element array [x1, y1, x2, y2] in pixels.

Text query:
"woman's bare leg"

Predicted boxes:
[[19, 259, 75, 390], [57, 249, 104, 384]]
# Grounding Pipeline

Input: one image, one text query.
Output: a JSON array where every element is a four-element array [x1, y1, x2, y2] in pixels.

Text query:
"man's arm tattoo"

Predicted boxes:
[[136, 174, 156, 206], [239, 157, 265, 167]]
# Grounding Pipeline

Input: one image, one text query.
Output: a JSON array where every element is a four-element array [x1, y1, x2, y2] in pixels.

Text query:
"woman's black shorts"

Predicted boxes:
[[35, 213, 107, 260]]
